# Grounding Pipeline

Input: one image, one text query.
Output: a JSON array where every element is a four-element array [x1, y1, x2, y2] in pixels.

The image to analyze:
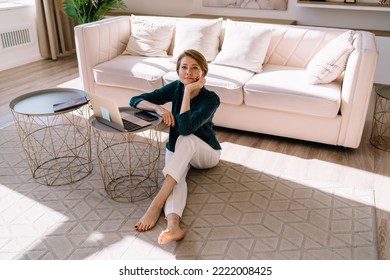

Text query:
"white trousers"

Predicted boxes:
[[162, 135, 221, 218]]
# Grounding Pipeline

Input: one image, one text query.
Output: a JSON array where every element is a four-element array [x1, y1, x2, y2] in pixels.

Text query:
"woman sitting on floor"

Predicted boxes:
[[130, 49, 221, 244]]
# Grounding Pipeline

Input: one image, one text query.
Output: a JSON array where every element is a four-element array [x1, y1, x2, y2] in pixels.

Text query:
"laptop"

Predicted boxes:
[[89, 94, 152, 132]]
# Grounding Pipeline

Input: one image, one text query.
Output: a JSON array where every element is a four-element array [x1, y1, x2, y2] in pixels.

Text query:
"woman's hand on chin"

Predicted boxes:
[[186, 76, 206, 98]]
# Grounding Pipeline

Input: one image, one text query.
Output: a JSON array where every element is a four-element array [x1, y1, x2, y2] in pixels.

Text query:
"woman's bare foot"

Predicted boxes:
[[134, 202, 163, 232], [135, 175, 177, 232], [158, 227, 185, 244], [157, 213, 185, 244]]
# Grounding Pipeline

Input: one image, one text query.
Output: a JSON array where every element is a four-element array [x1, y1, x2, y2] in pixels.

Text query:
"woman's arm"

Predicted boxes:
[[176, 90, 220, 136], [180, 76, 206, 114], [130, 82, 179, 127], [135, 100, 175, 127], [134, 99, 158, 111]]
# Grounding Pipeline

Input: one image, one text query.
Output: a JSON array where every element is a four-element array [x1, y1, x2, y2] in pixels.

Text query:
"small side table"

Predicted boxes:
[[90, 108, 162, 203], [9, 88, 93, 185], [370, 86, 390, 151]]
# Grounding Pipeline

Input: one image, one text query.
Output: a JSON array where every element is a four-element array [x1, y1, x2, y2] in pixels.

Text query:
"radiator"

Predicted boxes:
[[0, 26, 32, 50], [0, 3, 41, 71]]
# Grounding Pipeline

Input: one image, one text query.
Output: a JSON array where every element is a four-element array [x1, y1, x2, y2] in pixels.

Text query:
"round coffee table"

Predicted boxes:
[[370, 86, 390, 151], [9, 88, 93, 185], [90, 108, 163, 203]]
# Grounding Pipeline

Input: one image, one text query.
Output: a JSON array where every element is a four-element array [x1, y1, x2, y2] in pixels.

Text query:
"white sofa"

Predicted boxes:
[[74, 15, 378, 148]]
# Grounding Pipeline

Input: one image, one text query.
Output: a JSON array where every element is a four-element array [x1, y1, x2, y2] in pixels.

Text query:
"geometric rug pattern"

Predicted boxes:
[[0, 124, 378, 259]]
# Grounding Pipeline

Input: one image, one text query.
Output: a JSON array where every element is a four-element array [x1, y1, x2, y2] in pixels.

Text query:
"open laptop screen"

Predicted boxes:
[[89, 94, 152, 132]]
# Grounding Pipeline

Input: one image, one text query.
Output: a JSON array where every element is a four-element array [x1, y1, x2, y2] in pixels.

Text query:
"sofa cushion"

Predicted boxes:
[[172, 18, 223, 62], [306, 30, 355, 85], [93, 55, 175, 92], [244, 64, 341, 118], [123, 15, 174, 57], [212, 20, 272, 73], [163, 63, 254, 106]]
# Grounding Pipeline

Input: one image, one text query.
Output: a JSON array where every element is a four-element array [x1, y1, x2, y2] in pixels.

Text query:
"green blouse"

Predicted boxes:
[[130, 80, 221, 153]]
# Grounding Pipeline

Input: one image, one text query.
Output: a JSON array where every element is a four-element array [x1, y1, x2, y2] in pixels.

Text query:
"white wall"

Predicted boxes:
[[0, 2, 41, 71], [123, 0, 390, 84], [375, 37, 390, 85], [123, 0, 390, 31]]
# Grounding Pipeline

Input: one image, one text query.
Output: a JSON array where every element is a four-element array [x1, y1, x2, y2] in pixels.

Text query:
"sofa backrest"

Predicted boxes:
[[264, 25, 345, 68], [218, 20, 349, 68], [132, 15, 350, 68]]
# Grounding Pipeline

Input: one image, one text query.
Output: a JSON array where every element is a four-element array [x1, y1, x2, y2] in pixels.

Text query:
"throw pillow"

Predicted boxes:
[[306, 30, 355, 85], [123, 16, 174, 57], [211, 20, 272, 73], [172, 18, 223, 62]]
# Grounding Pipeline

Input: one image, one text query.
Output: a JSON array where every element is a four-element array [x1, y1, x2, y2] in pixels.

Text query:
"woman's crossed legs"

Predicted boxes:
[[134, 135, 220, 244]]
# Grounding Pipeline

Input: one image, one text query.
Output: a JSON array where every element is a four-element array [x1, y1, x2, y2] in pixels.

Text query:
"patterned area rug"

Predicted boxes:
[[0, 123, 378, 259]]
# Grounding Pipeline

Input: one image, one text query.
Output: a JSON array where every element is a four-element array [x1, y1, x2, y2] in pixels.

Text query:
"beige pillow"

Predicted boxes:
[[212, 20, 272, 73], [172, 18, 223, 62], [123, 16, 174, 57], [306, 30, 355, 85]]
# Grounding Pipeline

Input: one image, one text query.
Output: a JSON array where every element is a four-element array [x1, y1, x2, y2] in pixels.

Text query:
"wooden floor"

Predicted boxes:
[[1, 54, 389, 259], [0, 55, 79, 127]]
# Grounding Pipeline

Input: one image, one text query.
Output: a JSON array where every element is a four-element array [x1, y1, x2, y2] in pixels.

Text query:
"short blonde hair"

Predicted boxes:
[[176, 49, 208, 76]]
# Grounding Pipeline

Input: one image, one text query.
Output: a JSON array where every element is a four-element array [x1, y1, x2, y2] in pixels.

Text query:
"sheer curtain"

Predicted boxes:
[[35, 0, 75, 60]]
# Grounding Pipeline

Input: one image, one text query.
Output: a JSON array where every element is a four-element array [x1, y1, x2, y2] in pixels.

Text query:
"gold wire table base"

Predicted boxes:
[[91, 118, 162, 203], [11, 107, 92, 185], [9, 89, 93, 185], [370, 86, 390, 152]]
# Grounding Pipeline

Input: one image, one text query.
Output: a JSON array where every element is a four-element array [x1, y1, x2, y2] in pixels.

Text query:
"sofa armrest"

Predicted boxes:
[[74, 16, 131, 95], [338, 31, 378, 148]]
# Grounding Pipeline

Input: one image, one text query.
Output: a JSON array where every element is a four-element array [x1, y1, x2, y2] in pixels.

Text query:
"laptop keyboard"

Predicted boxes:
[[122, 118, 142, 131]]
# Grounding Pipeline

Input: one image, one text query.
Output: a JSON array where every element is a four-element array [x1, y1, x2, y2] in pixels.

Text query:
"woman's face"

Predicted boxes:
[[178, 56, 203, 86]]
